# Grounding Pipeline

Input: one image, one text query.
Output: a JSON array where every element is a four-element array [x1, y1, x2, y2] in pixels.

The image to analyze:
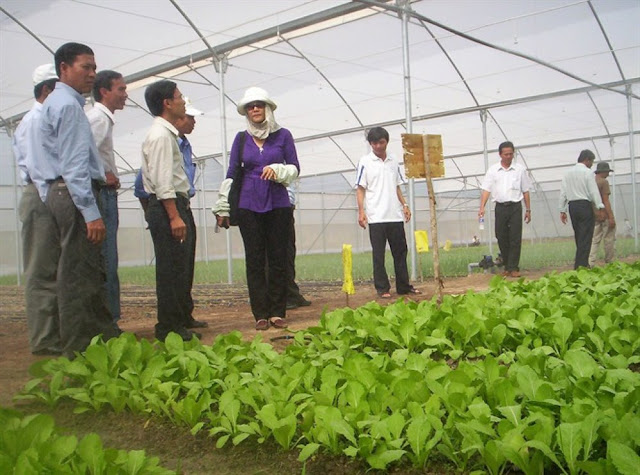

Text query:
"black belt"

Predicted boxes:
[[569, 199, 590, 204], [496, 201, 521, 206], [46, 177, 104, 190], [149, 193, 190, 209]]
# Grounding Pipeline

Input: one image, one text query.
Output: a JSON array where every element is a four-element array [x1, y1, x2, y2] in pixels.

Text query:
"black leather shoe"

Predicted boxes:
[[156, 328, 201, 342], [297, 297, 312, 307], [186, 319, 209, 329], [286, 301, 299, 310], [32, 348, 62, 356]]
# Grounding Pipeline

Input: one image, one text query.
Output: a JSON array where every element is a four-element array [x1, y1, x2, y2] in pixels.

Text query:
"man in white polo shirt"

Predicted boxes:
[[356, 127, 420, 299]]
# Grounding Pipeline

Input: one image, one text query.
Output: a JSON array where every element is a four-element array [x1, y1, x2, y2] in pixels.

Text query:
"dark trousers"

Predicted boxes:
[[494, 201, 523, 272], [46, 180, 116, 358], [286, 208, 303, 302], [99, 188, 120, 321], [369, 222, 412, 294], [568, 200, 595, 269], [146, 195, 195, 337], [19, 183, 61, 353], [184, 206, 196, 321], [238, 207, 292, 321]]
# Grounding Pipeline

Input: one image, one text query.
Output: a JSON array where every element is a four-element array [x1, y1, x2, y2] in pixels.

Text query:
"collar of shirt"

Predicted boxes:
[[178, 136, 190, 150], [92, 101, 115, 124], [153, 116, 179, 137], [54, 82, 87, 108], [497, 162, 516, 172]]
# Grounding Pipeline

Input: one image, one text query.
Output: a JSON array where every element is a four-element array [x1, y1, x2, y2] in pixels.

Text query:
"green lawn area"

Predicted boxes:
[[2, 238, 638, 286]]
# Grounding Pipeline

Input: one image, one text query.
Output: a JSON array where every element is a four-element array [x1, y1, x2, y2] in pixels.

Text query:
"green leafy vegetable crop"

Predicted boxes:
[[18, 261, 640, 473]]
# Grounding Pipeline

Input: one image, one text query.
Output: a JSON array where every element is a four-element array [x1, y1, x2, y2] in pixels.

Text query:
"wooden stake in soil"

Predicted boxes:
[[402, 134, 445, 303]]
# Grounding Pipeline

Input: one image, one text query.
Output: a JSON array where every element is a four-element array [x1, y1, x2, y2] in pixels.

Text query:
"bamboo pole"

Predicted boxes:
[[422, 136, 444, 303]]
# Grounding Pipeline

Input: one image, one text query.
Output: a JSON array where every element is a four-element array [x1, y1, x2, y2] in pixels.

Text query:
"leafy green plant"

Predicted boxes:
[[17, 261, 640, 473], [0, 408, 174, 474]]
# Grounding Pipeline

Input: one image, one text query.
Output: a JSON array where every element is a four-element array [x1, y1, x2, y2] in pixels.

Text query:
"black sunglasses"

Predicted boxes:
[[245, 101, 266, 110]]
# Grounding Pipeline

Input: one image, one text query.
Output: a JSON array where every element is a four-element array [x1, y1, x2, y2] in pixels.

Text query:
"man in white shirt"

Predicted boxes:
[[356, 127, 420, 299], [559, 150, 605, 269], [86, 70, 127, 330], [140, 80, 198, 342], [478, 141, 531, 277], [11, 64, 61, 355]]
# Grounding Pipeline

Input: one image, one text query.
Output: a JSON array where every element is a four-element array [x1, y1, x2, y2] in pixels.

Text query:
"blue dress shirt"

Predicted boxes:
[[38, 82, 105, 222], [12, 101, 58, 201]]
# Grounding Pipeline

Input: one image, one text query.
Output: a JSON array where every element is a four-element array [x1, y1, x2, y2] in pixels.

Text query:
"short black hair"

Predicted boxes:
[[33, 78, 58, 100], [499, 141, 514, 153], [54, 42, 94, 77], [577, 149, 595, 163], [92, 70, 123, 102], [145, 80, 177, 117], [366, 126, 389, 143]]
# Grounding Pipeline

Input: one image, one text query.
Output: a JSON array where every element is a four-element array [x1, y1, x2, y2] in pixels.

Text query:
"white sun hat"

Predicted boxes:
[[236, 86, 277, 116]]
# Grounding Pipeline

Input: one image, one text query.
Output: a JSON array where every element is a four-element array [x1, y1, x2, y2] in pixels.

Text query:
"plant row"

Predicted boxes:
[[19, 262, 640, 473], [0, 408, 174, 474]]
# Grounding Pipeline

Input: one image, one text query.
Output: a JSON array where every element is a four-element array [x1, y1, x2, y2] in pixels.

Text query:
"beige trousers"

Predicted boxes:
[[589, 220, 615, 267]]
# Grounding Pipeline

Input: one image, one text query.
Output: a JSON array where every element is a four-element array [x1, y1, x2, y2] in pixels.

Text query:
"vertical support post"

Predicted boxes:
[[626, 84, 638, 250], [480, 109, 493, 256], [198, 160, 209, 263], [609, 138, 616, 221], [8, 125, 22, 285], [399, 0, 417, 280], [214, 55, 233, 282]]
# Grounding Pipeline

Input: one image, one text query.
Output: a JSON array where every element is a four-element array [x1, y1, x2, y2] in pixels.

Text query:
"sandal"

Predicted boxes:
[[255, 319, 269, 331], [269, 317, 288, 329], [378, 292, 392, 299]]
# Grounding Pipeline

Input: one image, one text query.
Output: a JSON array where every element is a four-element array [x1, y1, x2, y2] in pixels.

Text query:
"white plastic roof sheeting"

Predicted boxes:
[[1, 0, 639, 192]]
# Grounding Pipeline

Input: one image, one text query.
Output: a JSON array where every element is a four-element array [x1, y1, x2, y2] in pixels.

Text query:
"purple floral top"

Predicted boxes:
[[227, 128, 300, 213]]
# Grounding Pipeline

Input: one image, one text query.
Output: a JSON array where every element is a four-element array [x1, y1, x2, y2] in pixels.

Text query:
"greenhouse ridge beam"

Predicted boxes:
[[123, 2, 381, 85]]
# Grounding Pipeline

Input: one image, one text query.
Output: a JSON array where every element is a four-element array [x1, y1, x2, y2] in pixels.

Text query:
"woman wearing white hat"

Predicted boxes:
[[213, 87, 299, 330]]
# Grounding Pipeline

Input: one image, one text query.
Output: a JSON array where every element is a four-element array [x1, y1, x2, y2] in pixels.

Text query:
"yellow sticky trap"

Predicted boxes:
[[415, 230, 429, 253], [443, 239, 452, 252], [342, 244, 355, 295]]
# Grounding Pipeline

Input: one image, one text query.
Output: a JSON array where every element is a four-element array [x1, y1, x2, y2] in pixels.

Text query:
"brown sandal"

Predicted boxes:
[[255, 319, 269, 331], [269, 317, 288, 329]]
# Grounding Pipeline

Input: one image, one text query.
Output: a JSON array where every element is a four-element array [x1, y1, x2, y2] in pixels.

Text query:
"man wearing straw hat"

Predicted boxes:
[[588, 162, 615, 267], [12, 64, 60, 355]]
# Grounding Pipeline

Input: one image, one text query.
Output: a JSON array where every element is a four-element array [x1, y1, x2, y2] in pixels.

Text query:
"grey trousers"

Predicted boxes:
[[46, 180, 117, 358], [19, 183, 61, 353]]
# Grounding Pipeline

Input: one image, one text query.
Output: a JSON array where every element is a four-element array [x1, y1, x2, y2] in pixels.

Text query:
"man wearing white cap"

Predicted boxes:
[[86, 70, 128, 331], [11, 64, 61, 355], [134, 97, 208, 330]]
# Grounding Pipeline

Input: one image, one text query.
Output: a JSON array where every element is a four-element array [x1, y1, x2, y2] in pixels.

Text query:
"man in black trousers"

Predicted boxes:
[[559, 149, 605, 269]]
